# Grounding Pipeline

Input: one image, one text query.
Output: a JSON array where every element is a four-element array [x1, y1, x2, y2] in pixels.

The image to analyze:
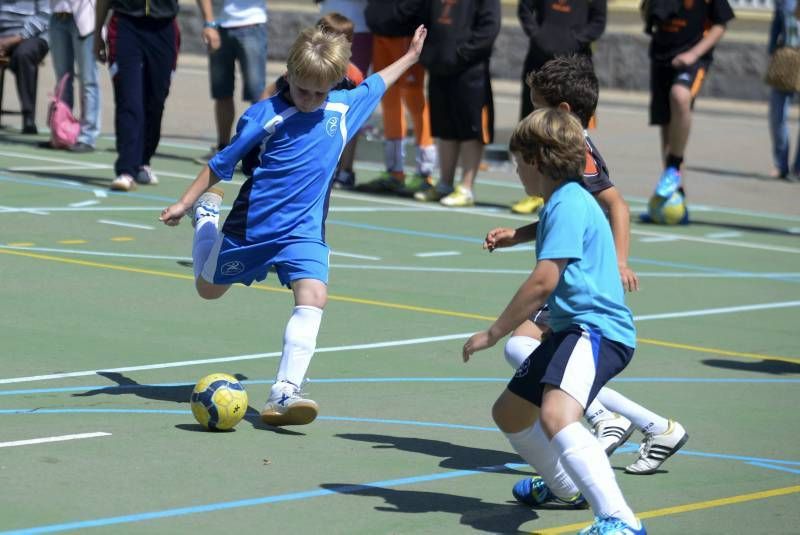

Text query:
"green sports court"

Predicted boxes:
[[1, 40, 799, 534]]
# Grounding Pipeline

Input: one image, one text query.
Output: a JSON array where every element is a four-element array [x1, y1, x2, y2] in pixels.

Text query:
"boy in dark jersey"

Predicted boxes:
[[644, 0, 735, 221], [483, 56, 688, 479], [160, 24, 428, 427]]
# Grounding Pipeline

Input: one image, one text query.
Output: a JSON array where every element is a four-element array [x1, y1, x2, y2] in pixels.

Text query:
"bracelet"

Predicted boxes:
[[203, 20, 219, 29]]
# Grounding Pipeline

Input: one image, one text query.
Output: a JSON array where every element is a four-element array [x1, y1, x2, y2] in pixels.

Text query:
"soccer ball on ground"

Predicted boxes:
[[647, 190, 687, 225], [190, 373, 248, 431]]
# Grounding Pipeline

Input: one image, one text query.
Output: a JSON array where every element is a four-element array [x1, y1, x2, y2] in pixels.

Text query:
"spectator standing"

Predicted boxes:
[[768, 0, 800, 182], [0, 0, 50, 134], [414, 0, 501, 208], [358, 0, 437, 194], [194, 0, 268, 164], [48, 0, 101, 152], [642, 0, 734, 220], [94, 0, 180, 191], [511, 0, 606, 215]]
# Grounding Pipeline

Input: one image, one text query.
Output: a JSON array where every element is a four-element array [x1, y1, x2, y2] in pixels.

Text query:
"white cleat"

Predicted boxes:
[[593, 413, 635, 456], [260, 381, 319, 426], [625, 420, 689, 474]]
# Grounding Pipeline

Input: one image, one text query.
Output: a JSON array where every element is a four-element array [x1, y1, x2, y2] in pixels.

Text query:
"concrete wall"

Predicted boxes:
[[177, 5, 770, 101]]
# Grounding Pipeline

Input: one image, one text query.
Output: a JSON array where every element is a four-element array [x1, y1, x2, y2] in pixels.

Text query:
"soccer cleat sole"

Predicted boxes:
[[260, 401, 319, 426], [625, 432, 690, 475]]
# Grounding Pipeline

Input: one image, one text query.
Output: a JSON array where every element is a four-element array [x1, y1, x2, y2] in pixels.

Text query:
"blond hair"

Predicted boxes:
[[286, 26, 350, 88], [317, 12, 354, 42], [509, 108, 585, 182]]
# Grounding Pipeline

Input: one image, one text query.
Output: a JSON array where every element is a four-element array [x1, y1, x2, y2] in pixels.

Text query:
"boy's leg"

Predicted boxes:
[[402, 64, 437, 185], [769, 88, 791, 177], [192, 188, 231, 300], [494, 389, 583, 504], [665, 83, 692, 163], [262, 278, 326, 426], [503, 319, 545, 370], [544, 386, 639, 528]]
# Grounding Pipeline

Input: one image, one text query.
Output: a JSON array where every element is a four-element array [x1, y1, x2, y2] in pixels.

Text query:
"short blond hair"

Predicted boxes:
[[286, 26, 350, 88], [509, 108, 585, 182]]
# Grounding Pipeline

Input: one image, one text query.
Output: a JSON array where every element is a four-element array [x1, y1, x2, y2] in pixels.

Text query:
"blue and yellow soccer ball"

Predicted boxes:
[[647, 190, 687, 225], [190, 373, 248, 431]]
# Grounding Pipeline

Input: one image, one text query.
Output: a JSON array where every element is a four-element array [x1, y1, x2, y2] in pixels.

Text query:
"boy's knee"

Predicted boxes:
[[195, 279, 226, 300], [669, 85, 692, 111]]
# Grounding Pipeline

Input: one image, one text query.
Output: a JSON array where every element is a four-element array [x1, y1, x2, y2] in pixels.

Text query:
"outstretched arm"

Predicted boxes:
[[595, 187, 639, 292], [376, 25, 427, 88]]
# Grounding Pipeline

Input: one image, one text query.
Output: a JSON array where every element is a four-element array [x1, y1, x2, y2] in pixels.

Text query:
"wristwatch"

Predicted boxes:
[[203, 20, 219, 29]]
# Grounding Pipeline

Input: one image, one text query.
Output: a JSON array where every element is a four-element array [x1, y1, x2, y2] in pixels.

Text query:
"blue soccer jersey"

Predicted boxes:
[[535, 181, 636, 348], [208, 74, 387, 244]]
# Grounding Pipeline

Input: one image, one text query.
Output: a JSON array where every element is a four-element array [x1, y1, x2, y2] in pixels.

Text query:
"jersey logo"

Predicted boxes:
[[325, 117, 339, 137], [221, 260, 245, 276]]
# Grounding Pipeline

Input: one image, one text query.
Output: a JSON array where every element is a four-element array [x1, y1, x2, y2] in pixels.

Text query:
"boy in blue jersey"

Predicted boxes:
[[484, 56, 688, 477], [463, 108, 646, 535], [160, 24, 428, 426]]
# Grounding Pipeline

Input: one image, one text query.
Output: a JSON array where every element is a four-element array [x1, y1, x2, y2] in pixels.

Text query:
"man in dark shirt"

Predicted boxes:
[[644, 0, 735, 223], [94, 0, 180, 191]]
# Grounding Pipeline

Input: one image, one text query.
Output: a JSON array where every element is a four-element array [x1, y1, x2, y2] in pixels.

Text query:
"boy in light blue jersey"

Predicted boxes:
[[160, 24, 428, 426], [463, 108, 645, 535]]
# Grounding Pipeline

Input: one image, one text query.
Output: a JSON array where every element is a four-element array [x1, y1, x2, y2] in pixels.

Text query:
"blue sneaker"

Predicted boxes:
[[512, 476, 589, 509], [654, 167, 681, 198], [577, 516, 646, 535]]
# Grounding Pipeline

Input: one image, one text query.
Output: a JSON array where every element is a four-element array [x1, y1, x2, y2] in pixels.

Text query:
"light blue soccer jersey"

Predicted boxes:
[[208, 74, 387, 244], [535, 181, 636, 348]]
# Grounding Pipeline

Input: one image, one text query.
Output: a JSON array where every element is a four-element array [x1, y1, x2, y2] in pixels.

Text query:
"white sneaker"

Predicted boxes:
[[110, 174, 136, 191], [625, 420, 689, 474], [260, 381, 319, 426], [192, 187, 224, 228], [136, 165, 159, 185], [593, 413, 635, 456]]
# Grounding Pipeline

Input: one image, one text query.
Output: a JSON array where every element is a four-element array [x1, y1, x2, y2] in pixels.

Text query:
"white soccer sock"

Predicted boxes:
[[276, 305, 323, 387], [551, 422, 637, 526], [384, 138, 405, 174], [504, 421, 579, 500], [596, 387, 670, 435], [584, 398, 611, 427], [416, 144, 438, 176], [192, 218, 218, 280], [504, 336, 540, 370]]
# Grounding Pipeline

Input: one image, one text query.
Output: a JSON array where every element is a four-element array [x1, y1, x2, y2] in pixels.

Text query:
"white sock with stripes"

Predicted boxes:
[[596, 387, 669, 435]]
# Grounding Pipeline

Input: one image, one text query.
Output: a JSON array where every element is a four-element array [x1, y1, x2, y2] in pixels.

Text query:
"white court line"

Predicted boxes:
[[0, 432, 111, 448], [705, 231, 743, 239], [69, 200, 100, 208], [0, 333, 475, 385], [0, 151, 109, 169], [0, 245, 189, 261], [9, 165, 102, 172], [97, 219, 155, 230], [3, 300, 800, 386], [639, 236, 681, 243], [0, 205, 49, 216], [415, 251, 462, 258], [331, 250, 381, 261]]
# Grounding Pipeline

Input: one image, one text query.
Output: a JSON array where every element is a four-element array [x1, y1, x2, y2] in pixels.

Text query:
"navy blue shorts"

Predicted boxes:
[[507, 325, 634, 409], [201, 233, 329, 288], [209, 24, 267, 102]]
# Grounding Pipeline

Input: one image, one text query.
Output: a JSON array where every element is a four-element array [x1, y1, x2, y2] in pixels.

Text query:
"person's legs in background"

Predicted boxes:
[[769, 87, 792, 178], [8, 37, 48, 134]]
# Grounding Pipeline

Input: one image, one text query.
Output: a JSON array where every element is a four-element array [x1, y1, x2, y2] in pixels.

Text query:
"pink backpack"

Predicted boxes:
[[48, 74, 80, 149]]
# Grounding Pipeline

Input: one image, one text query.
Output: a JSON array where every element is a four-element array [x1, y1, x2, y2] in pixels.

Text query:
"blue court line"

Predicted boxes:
[[747, 462, 800, 474], [0, 462, 526, 535], [2, 408, 799, 466], [2, 376, 799, 398]]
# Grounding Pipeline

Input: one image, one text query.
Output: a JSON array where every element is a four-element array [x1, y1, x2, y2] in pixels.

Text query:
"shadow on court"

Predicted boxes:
[[73, 371, 304, 435], [319, 483, 537, 533], [336, 433, 527, 474], [702, 358, 800, 375]]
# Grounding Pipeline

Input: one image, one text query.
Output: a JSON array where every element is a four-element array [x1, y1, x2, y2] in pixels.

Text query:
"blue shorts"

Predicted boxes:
[[209, 24, 267, 102], [507, 325, 634, 409], [201, 234, 329, 287]]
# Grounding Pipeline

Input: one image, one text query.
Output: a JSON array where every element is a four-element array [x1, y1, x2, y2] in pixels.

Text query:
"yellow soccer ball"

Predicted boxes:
[[647, 191, 687, 225], [190, 373, 248, 431]]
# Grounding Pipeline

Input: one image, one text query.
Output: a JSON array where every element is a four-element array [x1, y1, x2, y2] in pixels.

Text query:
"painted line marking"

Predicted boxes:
[[747, 461, 800, 474], [414, 251, 462, 258], [0, 246, 798, 377], [330, 250, 381, 261], [69, 199, 100, 208], [5, 242, 34, 247], [534, 485, 800, 534], [0, 245, 188, 262], [110, 237, 135, 242], [0, 205, 49, 215], [705, 231, 743, 239], [93, 189, 108, 198], [8, 165, 100, 172], [0, 431, 111, 449], [639, 236, 680, 243], [97, 219, 154, 230], [57, 239, 88, 245]]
